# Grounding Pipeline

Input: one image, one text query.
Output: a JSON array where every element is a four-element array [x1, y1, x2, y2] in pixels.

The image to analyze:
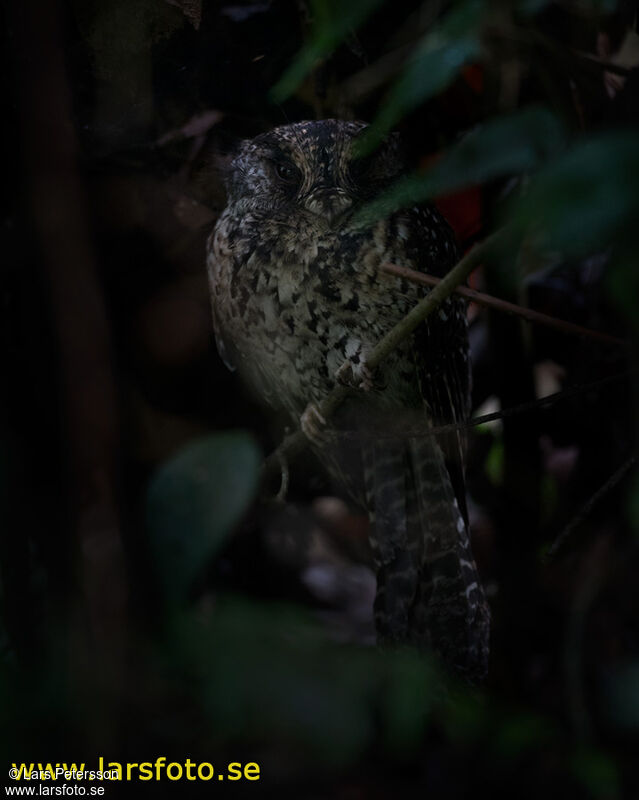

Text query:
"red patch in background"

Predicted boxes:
[[434, 185, 482, 251]]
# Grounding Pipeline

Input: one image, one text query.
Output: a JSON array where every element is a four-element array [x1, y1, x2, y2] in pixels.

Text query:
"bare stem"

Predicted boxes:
[[381, 262, 628, 349], [545, 455, 636, 559], [262, 231, 504, 481]]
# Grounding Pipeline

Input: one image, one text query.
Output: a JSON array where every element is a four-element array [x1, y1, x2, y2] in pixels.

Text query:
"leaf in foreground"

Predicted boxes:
[[146, 432, 261, 602], [357, 107, 565, 224]]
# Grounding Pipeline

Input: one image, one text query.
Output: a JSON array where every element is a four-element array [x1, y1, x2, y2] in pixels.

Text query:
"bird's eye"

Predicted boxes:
[[275, 161, 300, 184]]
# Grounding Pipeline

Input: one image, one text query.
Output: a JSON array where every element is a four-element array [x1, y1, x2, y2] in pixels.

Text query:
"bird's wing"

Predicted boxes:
[[409, 205, 471, 519]]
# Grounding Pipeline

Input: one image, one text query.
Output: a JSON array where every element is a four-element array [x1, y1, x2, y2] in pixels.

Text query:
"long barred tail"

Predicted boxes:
[[363, 435, 490, 683]]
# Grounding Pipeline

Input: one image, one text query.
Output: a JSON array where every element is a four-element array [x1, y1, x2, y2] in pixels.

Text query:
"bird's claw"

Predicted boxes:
[[335, 358, 375, 392], [300, 403, 330, 447]]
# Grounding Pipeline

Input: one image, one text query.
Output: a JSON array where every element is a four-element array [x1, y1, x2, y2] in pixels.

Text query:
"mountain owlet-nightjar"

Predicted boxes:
[[207, 119, 490, 682]]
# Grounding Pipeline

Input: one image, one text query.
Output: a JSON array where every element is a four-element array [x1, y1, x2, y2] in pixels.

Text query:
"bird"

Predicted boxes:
[[206, 119, 490, 682]]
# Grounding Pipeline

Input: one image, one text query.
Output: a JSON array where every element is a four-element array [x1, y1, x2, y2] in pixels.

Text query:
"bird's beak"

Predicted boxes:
[[304, 189, 353, 225]]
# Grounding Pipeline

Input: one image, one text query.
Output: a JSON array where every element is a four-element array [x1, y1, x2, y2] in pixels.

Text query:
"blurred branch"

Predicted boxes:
[[570, 51, 633, 79], [268, 372, 630, 444], [271, 0, 385, 102], [339, 41, 415, 103], [506, 26, 634, 78], [339, 0, 443, 103], [381, 262, 628, 349], [156, 109, 223, 146], [545, 455, 637, 560]]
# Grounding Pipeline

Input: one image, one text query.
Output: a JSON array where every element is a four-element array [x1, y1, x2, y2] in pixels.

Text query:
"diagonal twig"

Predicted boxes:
[[331, 370, 631, 441], [262, 230, 505, 484], [544, 455, 637, 560], [381, 262, 628, 349]]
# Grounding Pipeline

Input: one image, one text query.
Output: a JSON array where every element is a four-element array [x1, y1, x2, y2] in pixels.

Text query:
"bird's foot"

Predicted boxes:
[[300, 403, 331, 447], [335, 358, 376, 392]]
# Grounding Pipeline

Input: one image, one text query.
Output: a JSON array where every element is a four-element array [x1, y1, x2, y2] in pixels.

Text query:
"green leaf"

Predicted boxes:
[[602, 660, 639, 730], [170, 596, 446, 768], [510, 132, 639, 259], [175, 599, 376, 766], [540, 473, 559, 525], [485, 437, 504, 487], [357, 0, 485, 154], [440, 688, 488, 744], [516, 0, 553, 14], [146, 432, 261, 602], [574, 0, 619, 12], [357, 107, 565, 224], [382, 649, 437, 753], [607, 249, 639, 331], [271, 0, 384, 102], [492, 712, 555, 758], [518, 0, 619, 15], [571, 747, 621, 800]]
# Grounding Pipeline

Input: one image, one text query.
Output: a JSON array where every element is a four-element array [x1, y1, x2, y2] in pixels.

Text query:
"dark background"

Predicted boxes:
[[2, 0, 638, 797]]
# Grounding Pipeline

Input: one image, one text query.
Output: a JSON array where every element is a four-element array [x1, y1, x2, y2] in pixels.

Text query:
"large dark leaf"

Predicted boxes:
[[602, 660, 639, 731], [271, 0, 384, 102], [356, 107, 565, 223], [608, 249, 639, 331], [517, 0, 619, 15], [510, 132, 639, 258], [358, 0, 485, 154], [146, 432, 261, 602], [571, 747, 622, 800], [171, 596, 442, 767]]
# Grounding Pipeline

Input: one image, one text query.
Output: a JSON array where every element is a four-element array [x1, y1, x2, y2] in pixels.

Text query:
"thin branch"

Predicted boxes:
[[570, 51, 633, 79], [488, 26, 634, 79], [545, 455, 636, 560], [368, 231, 505, 367], [395, 371, 630, 439], [381, 262, 628, 349], [262, 231, 504, 481], [275, 370, 629, 442], [339, 41, 415, 103]]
